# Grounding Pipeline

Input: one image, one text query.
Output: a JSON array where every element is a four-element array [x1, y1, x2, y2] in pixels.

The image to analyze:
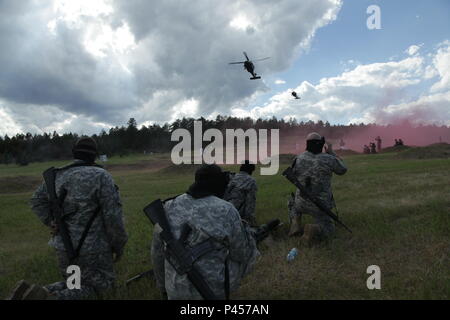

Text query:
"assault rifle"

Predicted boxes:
[[252, 219, 281, 242], [143, 199, 219, 300], [43, 168, 77, 262], [282, 166, 352, 233], [126, 203, 281, 287]]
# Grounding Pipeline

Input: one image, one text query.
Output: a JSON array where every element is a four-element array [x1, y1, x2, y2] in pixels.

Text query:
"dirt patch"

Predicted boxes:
[[335, 149, 360, 157], [380, 145, 412, 153], [0, 176, 42, 194], [103, 159, 170, 172], [158, 163, 203, 175], [397, 143, 450, 159]]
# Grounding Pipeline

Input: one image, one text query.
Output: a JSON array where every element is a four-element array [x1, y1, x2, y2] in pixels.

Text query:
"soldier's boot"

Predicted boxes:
[[288, 216, 303, 237], [299, 224, 321, 248], [22, 284, 54, 300], [7, 280, 31, 300]]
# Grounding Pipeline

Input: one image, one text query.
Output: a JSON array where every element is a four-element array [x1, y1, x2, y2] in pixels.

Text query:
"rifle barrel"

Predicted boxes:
[[282, 167, 352, 234]]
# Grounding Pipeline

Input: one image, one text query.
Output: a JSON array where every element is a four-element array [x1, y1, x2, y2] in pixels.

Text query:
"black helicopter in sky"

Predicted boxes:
[[229, 52, 270, 80], [292, 91, 301, 99]]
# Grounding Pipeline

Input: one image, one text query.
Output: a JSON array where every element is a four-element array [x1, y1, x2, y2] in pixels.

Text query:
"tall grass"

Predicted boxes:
[[0, 152, 449, 299]]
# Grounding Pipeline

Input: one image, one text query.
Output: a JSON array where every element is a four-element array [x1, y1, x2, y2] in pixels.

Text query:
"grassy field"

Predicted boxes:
[[0, 148, 449, 300]]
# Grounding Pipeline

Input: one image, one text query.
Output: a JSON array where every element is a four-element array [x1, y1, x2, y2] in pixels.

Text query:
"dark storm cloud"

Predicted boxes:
[[113, 0, 342, 117], [0, 0, 342, 134], [0, 1, 136, 125]]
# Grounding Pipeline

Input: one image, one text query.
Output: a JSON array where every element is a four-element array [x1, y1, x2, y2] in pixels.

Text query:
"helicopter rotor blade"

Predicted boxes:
[[243, 52, 250, 61], [229, 61, 246, 64], [253, 57, 270, 62]]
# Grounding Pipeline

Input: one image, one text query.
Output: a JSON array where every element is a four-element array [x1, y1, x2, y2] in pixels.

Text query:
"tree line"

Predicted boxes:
[[0, 116, 448, 165]]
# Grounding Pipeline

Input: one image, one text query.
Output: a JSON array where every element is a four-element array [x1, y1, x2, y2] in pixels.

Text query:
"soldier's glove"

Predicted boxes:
[[324, 142, 333, 154]]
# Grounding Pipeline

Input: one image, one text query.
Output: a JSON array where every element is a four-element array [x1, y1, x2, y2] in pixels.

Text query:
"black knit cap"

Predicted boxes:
[[187, 164, 228, 199], [240, 160, 255, 174], [73, 137, 98, 155]]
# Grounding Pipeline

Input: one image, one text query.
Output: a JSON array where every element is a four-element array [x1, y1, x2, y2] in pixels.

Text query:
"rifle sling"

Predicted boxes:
[[146, 199, 220, 300], [44, 162, 103, 261], [74, 205, 101, 258], [282, 167, 352, 233]]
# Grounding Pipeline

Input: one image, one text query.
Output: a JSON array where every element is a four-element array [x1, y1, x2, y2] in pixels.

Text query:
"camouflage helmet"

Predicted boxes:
[[73, 137, 98, 155], [306, 132, 322, 141], [306, 132, 325, 154]]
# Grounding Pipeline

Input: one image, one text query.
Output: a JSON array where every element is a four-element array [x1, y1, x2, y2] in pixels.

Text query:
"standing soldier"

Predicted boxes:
[[370, 142, 377, 154], [10, 137, 128, 300], [339, 139, 346, 150], [151, 164, 259, 300], [224, 160, 258, 226], [288, 133, 347, 246], [375, 136, 382, 152]]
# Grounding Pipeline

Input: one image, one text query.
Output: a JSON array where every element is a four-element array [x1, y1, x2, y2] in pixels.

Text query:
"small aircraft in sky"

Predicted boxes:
[[229, 51, 270, 80], [291, 91, 301, 99]]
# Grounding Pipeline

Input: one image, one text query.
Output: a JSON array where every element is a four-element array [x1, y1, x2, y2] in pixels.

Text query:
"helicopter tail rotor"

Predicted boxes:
[[254, 57, 270, 62]]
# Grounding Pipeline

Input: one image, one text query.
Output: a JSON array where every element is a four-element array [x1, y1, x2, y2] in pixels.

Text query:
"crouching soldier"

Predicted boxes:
[[151, 164, 259, 300], [10, 137, 128, 300], [224, 160, 258, 226], [288, 133, 347, 247]]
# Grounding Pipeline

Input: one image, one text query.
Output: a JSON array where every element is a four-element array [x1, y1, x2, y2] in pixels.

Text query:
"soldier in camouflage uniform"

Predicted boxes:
[[288, 132, 347, 246], [14, 137, 128, 300], [151, 164, 259, 300], [224, 160, 258, 226]]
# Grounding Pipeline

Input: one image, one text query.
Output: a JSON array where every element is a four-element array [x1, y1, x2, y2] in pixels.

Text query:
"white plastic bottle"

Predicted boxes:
[[287, 248, 298, 262]]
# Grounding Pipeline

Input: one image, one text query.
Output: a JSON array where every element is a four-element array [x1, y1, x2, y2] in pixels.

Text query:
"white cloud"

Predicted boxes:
[[240, 41, 450, 125], [430, 41, 450, 92], [405, 44, 423, 56], [0, 0, 343, 134], [1, 2, 448, 135], [0, 106, 23, 136]]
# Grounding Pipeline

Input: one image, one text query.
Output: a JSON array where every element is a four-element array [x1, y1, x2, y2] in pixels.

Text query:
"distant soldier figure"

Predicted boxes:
[[288, 133, 347, 246], [363, 145, 370, 154], [370, 142, 377, 154], [11, 137, 128, 300], [151, 164, 259, 300], [339, 139, 346, 150], [394, 139, 399, 146], [224, 160, 258, 226], [375, 136, 382, 152], [398, 138, 404, 146]]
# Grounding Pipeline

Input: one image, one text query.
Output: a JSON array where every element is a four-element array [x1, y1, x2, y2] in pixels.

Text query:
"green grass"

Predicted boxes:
[[0, 151, 449, 299]]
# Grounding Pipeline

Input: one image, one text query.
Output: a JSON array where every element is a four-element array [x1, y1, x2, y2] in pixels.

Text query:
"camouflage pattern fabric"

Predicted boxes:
[[44, 250, 115, 300], [289, 151, 347, 238], [30, 160, 128, 299], [224, 172, 258, 225], [151, 193, 259, 300]]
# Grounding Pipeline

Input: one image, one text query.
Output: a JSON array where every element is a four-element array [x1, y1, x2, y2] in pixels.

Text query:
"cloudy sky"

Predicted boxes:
[[0, 0, 449, 136]]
